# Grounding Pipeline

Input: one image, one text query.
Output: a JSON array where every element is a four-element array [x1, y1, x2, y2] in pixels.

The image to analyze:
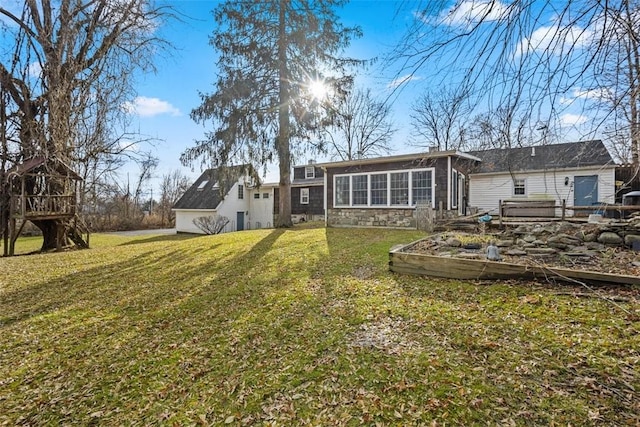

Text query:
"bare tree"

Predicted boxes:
[[158, 170, 190, 227], [389, 1, 640, 165], [0, 0, 173, 250], [410, 86, 471, 151], [323, 88, 395, 160]]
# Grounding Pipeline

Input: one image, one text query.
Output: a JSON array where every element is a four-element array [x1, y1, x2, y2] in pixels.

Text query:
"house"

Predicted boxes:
[[290, 161, 325, 222], [467, 140, 616, 216], [316, 150, 481, 228], [172, 165, 276, 234]]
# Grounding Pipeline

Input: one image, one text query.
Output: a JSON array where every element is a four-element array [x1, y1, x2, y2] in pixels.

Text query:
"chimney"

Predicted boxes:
[[308, 159, 316, 165], [531, 147, 536, 157], [428, 146, 439, 153]]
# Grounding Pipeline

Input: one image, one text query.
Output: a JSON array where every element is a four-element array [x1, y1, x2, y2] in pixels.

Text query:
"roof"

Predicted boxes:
[[468, 140, 614, 174], [173, 165, 253, 210], [6, 156, 82, 181], [315, 150, 482, 169], [292, 177, 324, 187]]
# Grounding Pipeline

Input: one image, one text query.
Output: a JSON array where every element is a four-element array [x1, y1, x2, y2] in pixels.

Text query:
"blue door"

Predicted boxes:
[[237, 211, 244, 231], [574, 175, 598, 207]]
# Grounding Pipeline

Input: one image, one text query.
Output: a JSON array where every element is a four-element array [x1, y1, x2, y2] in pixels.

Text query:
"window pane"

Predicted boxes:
[[335, 176, 350, 206], [238, 184, 244, 199], [370, 174, 387, 206], [451, 170, 458, 208], [352, 175, 368, 205], [514, 179, 525, 195], [412, 170, 432, 205], [305, 166, 315, 179], [300, 188, 309, 204], [390, 172, 409, 205]]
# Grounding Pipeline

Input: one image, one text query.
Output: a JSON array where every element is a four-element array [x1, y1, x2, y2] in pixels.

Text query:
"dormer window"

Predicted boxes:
[[197, 180, 209, 190], [305, 166, 315, 179]]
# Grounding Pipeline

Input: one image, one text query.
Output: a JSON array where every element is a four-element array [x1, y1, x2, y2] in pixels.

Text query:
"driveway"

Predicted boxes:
[[107, 228, 176, 236]]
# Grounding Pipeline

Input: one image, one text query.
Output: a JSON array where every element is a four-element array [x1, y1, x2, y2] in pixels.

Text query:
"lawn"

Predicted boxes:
[[1, 225, 638, 425]]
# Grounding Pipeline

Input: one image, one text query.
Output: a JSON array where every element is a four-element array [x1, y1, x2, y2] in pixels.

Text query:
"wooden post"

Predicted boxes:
[[498, 199, 503, 227], [438, 201, 443, 220], [561, 199, 566, 221]]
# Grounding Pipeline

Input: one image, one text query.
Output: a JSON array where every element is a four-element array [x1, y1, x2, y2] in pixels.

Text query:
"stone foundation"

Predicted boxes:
[[328, 208, 417, 228]]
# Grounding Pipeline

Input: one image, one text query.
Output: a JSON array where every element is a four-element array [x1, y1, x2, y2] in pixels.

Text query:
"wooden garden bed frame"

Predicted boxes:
[[389, 238, 640, 286]]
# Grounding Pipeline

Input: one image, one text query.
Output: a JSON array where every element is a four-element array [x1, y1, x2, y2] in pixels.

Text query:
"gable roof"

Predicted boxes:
[[468, 140, 614, 174], [173, 165, 252, 210], [6, 156, 82, 181]]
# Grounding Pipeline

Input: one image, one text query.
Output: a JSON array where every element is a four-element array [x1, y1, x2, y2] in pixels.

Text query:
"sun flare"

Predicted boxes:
[[308, 79, 329, 100]]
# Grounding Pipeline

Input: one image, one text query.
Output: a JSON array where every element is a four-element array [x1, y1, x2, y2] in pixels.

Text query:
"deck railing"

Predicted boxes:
[[11, 194, 76, 218]]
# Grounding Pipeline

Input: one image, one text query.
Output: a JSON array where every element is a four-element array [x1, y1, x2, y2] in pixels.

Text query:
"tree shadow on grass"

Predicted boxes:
[[118, 233, 201, 246]]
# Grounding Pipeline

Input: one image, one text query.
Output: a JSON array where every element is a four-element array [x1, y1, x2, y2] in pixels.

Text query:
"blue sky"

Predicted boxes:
[[126, 0, 424, 188], [114, 0, 598, 191]]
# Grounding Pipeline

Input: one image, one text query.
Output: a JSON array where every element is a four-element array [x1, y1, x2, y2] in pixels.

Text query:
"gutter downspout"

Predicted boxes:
[[323, 167, 328, 226]]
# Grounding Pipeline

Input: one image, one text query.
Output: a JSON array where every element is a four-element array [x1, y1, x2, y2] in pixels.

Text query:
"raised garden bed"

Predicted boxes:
[[389, 222, 640, 286]]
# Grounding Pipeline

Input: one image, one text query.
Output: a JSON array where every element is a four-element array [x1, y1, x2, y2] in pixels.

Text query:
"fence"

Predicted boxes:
[[498, 199, 640, 225]]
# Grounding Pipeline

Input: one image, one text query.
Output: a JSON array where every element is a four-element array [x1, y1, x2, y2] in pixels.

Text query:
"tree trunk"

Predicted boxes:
[[275, 0, 293, 228], [32, 219, 70, 251]]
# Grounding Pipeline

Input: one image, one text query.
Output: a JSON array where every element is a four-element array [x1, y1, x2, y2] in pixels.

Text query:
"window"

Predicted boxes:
[[300, 188, 309, 204], [253, 193, 260, 199], [305, 166, 315, 179], [451, 169, 458, 209], [352, 175, 368, 205], [197, 180, 208, 190], [513, 178, 526, 196], [334, 168, 433, 208], [370, 174, 387, 205], [335, 176, 350, 206], [412, 170, 432, 205], [390, 172, 409, 205], [262, 192, 269, 199], [238, 184, 244, 199]]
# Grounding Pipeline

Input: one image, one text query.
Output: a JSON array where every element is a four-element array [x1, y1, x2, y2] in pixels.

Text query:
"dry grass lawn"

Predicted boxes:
[[1, 224, 639, 425]]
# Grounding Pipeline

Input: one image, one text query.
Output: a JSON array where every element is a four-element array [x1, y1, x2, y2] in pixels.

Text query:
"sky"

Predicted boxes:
[[0, 0, 600, 195], [125, 0, 430, 191], [125, 0, 600, 196]]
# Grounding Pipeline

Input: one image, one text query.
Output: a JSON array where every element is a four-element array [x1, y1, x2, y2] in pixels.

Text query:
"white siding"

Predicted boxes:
[[469, 167, 616, 216], [248, 187, 275, 229], [175, 209, 216, 234], [174, 176, 254, 233], [216, 179, 251, 231]]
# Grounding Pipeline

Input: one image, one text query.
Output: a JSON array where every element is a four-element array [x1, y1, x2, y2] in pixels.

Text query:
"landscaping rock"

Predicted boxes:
[[523, 235, 536, 243], [598, 232, 623, 245], [445, 237, 462, 247], [525, 247, 557, 255], [496, 239, 513, 247], [507, 249, 527, 256], [624, 234, 640, 247]]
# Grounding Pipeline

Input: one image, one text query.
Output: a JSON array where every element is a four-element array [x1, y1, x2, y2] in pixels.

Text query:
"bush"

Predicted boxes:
[[193, 215, 229, 235]]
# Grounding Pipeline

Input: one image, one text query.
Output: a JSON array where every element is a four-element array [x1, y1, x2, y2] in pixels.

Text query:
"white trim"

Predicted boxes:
[[333, 167, 435, 208], [451, 168, 458, 209], [300, 188, 309, 204], [305, 166, 315, 179], [447, 157, 452, 210], [323, 172, 328, 225], [513, 178, 527, 196]]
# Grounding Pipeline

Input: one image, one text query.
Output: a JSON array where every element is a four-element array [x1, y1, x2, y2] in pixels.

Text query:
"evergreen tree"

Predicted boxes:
[[183, 0, 361, 227]]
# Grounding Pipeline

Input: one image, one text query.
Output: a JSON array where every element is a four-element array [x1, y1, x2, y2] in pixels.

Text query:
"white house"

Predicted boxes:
[[468, 140, 617, 216], [172, 165, 276, 234]]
